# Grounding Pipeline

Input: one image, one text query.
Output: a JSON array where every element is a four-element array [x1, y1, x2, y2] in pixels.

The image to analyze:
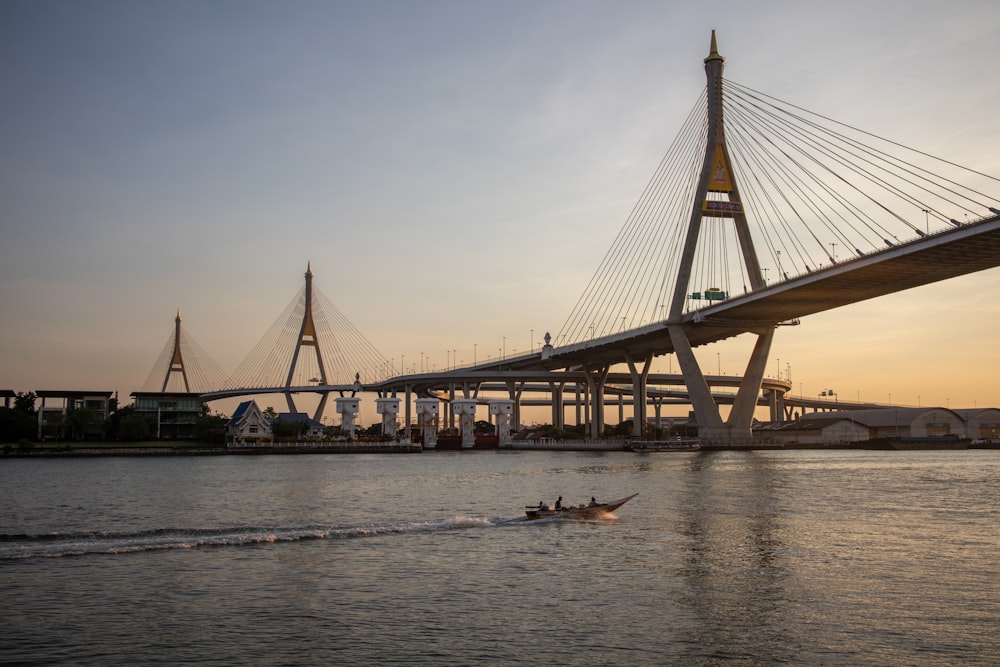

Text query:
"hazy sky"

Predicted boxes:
[[2, 0, 999, 420]]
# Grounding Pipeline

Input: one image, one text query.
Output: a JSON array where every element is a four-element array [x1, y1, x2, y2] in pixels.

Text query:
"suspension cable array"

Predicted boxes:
[[140, 320, 229, 393], [223, 283, 390, 391], [557, 78, 1000, 347]]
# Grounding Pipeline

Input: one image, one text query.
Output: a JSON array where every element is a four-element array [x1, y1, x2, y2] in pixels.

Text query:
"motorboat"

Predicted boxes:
[[524, 493, 637, 520]]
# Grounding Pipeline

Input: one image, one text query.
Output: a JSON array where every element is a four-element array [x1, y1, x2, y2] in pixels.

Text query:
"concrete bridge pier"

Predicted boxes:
[[549, 381, 566, 430], [489, 400, 515, 447], [625, 352, 653, 437], [582, 366, 610, 439], [452, 399, 478, 448], [375, 397, 400, 439], [668, 324, 725, 437], [415, 398, 439, 449], [335, 397, 360, 440], [668, 324, 775, 445], [726, 328, 775, 429], [505, 380, 525, 434]]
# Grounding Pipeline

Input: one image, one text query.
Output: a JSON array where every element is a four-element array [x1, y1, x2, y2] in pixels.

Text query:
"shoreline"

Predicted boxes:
[[3, 439, 996, 458]]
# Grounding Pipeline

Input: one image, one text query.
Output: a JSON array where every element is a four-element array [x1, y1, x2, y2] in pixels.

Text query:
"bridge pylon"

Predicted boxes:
[[668, 31, 774, 444], [161, 310, 191, 392], [284, 262, 332, 420]]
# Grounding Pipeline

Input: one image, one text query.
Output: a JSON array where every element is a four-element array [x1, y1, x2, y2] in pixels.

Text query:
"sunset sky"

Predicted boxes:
[[2, 0, 999, 424]]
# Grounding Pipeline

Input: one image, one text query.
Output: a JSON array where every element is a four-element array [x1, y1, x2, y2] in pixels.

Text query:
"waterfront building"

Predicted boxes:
[[226, 400, 272, 446], [130, 391, 202, 439], [35, 390, 114, 440], [756, 415, 870, 446], [953, 408, 1000, 442]]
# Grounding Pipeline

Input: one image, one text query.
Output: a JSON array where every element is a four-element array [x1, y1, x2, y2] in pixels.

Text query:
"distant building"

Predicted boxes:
[[953, 408, 1000, 442], [755, 415, 869, 446], [35, 391, 114, 440], [807, 408, 966, 440], [758, 407, 973, 446], [131, 392, 202, 439], [227, 400, 272, 446]]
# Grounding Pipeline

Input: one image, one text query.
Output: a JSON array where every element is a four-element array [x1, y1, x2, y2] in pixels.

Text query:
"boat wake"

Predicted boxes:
[[0, 516, 515, 560]]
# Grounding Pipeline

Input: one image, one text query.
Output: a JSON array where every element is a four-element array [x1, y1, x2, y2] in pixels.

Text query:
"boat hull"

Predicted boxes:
[[525, 493, 637, 520]]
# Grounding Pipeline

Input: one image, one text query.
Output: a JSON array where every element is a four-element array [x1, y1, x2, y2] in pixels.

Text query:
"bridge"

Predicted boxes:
[[142, 32, 1000, 445]]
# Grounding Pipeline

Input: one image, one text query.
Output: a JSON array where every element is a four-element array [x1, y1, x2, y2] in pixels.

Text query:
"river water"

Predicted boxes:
[[1, 449, 997, 665]]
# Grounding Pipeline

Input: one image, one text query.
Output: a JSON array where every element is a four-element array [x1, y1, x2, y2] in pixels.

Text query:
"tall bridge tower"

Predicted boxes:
[[284, 262, 331, 418], [161, 310, 191, 392], [669, 31, 773, 443]]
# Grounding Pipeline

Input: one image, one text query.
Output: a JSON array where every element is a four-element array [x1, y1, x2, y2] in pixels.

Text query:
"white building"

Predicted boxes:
[[227, 400, 272, 446]]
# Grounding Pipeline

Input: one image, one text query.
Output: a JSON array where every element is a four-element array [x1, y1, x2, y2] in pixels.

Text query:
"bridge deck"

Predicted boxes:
[[514, 214, 1000, 370]]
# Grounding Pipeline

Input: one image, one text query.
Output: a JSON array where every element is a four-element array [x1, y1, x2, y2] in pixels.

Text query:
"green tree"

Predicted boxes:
[[271, 419, 305, 440], [0, 407, 35, 442], [13, 392, 37, 416], [66, 407, 98, 440], [263, 406, 278, 419], [118, 413, 152, 442], [195, 414, 227, 445]]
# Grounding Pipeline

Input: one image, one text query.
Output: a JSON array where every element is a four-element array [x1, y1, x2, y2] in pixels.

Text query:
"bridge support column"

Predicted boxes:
[[726, 328, 775, 439], [415, 398, 439, 449], [375, 397, 400, 440], [667, 325, 729, 442], [575, 384, 583, 427], [311, 392, 331, 424], [766, 386, 787, 422], [550, 381, 565, 430], [403, 385, 413, 443], [583, 365, 609, 439], [771, 389, 786, 421], [507, 381, 524, 433], [452, 399, 478, 448], [489, 400, 515, 447], [335, 397, 360, 440], [625, 353, 652, 437], [447, 384, 456, 430]]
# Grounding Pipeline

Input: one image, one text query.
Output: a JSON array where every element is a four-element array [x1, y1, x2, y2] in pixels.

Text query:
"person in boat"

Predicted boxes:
[[538, 501, 549, 511], [555, 496, 563, 510], [588, 497, 598, 507]]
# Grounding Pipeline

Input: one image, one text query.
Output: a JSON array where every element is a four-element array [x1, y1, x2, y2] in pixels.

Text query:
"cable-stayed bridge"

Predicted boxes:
[[143, 33, 1000, 444]]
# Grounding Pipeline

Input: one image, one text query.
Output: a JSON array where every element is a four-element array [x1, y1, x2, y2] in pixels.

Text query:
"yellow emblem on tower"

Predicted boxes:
[[707, 145, 733, 193]]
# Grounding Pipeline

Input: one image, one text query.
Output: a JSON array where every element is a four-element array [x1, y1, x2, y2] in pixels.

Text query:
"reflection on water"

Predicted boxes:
[[1, 450, 998, 665]]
